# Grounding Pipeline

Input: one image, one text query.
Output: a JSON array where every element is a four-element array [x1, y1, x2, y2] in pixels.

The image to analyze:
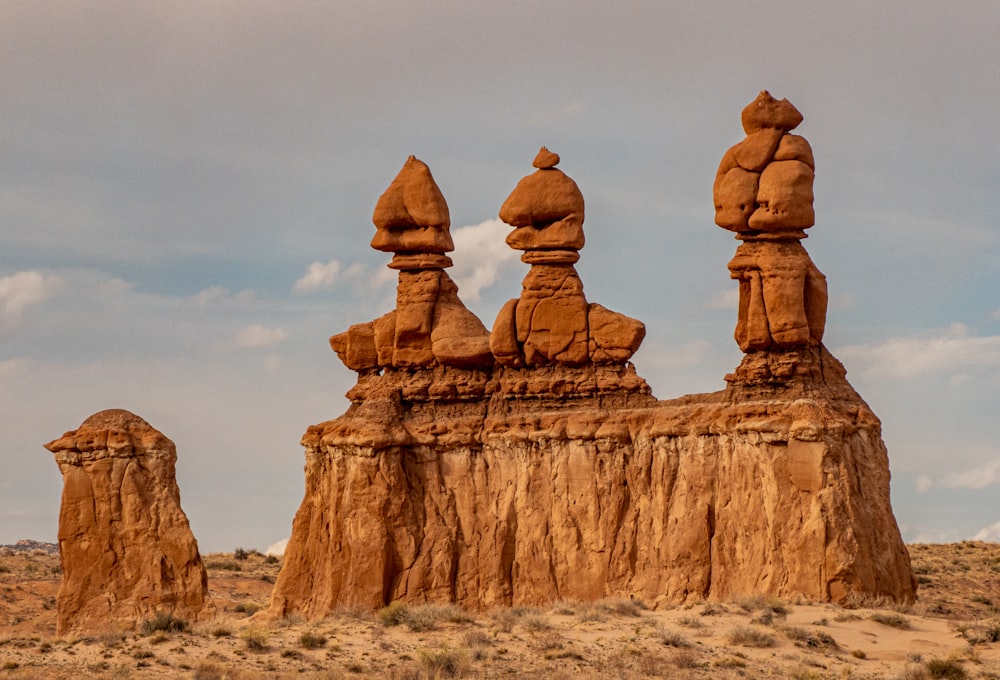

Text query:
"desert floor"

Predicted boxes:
[[1, 542, 999, 679]]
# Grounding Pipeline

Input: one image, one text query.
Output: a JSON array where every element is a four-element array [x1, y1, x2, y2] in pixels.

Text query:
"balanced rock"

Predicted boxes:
[[43, 409, 210, 634], [491, 148, 646, 368], [715, 92, 828, 352], [270, 125, 914, 620], [329, 156, 492, 370]]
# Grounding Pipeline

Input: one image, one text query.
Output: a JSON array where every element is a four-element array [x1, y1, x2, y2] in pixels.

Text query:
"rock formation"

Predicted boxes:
[[490, 147, 646, 368], [329, 156, 492, 370], [44, 409, 210, 634], [270, 119, 914, 619], [714, 90, 828, 355]]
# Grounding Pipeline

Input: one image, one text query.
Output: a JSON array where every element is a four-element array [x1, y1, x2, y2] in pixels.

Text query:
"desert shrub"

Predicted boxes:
[[265, 555, 279, 564], [233, 602, 261, 615], [193, 662, 225, 680], [870, 612, 911, 629], [899, 665, 930, 680], [234, 547, 250, 561], [670, 647, 699, 669], [418, 644, 469, 679], [377, 601, 410, 627], [958, 619, 1000, 644], [676, 614, 703, 628], [925, 658, 967, 679], [406, 603, 474, 631], [210, 626, 232, 638], [299, 631, 327, 649], [140, 612, 189, 635], [132, 649, 154, 659], [779, 625, 839, 650], [240, 625, 268, 651], [657, 626, 690, 648], [725, 625, 775, 648], [490, 608, 518, 633], [699, 602, 728, 616], [521, 613, 553, 633], [851, 649, 867, 659]]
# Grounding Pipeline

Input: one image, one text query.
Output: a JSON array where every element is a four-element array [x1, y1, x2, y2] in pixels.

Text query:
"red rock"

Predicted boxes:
[[371, 156, 453, 253], [749, 160, 815, 231], [741, 90, 803, 133], [43, 410, 211, 634]]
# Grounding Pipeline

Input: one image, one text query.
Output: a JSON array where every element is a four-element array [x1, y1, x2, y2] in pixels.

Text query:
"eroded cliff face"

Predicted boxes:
[[269, 349, 915, 618], [270, 128, 914, 619], [44, 409, 211, 634]]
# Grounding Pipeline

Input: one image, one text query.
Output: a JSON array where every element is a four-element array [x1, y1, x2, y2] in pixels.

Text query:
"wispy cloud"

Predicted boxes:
[[940, 457, 1000, 490], [0, 271, 63, 333], [231, 324, 288, 349], [293, 260, 342, 294], [974, 520, 1000, 542], [707, 287, 738, 310], [836, 323, 1000, 380], [190, 286, 259, 309], [449, 218, 520, 302]]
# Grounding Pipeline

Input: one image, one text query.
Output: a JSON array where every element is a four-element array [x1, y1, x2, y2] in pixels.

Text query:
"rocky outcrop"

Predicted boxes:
[[714, 91, 828, 352], [44, 409, 210, 634], [270, 113, 914, 619], [491, 148, 646, 367], [329, 156, 492, 370]]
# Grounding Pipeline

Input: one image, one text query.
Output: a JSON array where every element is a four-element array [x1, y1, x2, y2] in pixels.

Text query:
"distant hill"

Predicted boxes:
[[0, 539, 58, 555]]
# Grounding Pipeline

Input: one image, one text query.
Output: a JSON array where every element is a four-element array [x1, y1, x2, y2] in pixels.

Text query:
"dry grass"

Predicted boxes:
[[1, 544, 999, 678]]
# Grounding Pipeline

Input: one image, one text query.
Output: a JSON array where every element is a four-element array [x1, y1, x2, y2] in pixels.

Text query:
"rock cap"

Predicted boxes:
[[742, 90, 803, 134]]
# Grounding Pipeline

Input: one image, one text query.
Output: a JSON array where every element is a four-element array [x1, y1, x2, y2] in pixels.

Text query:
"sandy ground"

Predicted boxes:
[[1, 542, 998, 679]]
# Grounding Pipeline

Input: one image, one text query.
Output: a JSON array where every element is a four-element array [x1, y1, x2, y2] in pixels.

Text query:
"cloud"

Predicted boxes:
[[266, 538, 289, 556], [0, 271, 63, 332], [707, 287, 738, 310], [914, 475, 933, 493], [991, 309, 1000, 321], [449, 219, 520, 302], [231, 324, 288, 349], [293, 260, 342, 294], [836, 323, 1000, 380], [940, 458, 1000, 490], [974, 521, 1000, 542], [190, 286, 259, 309]]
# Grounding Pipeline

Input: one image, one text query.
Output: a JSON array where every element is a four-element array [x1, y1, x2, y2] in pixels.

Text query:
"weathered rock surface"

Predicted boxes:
[[491, 148, 646, 367], [269, 348, 914, 617], [329, 156, 492, 370], [271, 125, 914, 619], [714, 91, 829, 352], [43, 409, 210, 634]]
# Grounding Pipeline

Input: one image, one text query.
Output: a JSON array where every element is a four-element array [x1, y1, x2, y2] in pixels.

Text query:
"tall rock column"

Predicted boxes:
[[44, 409, 210, 634], [714, 91, 828, 360]]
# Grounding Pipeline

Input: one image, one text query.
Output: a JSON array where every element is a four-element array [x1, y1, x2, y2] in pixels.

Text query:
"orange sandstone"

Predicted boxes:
[[43, 409, 210, 634]]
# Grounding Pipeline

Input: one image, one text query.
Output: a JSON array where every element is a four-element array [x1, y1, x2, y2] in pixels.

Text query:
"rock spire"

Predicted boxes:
[[490, 147, 646, 367], [329, 156, 493, 370], [43, 409, 210, 634], [714, 91, 828, 355]]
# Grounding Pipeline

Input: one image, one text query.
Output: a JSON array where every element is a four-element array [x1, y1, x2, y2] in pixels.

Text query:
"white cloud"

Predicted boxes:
[[449, 218, 520, 302], [293, 260, 341, 294], [707, 287, 738, 310], [231, 324, 288, 349], [974, 521, 1000, 542], [914, 475, 933, 493], [940, 457, 1000, 490], [266, 538, 289, 556], [0, 271, 64, 331], [991, 309, 1000, 321], [190, 286, 259, 309], [836, 323, 1000, 380]]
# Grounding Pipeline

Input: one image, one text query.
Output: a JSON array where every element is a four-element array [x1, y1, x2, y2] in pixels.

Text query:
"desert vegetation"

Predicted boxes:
[[1, 542, 998, 678]]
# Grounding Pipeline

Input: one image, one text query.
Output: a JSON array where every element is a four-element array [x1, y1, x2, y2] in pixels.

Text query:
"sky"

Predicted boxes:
[[2, 1, 999, 552]]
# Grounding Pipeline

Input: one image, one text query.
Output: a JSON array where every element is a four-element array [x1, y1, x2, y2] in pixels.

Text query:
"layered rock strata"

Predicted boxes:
[[270, 129, 914, 619], [44, 409, 210, 634]]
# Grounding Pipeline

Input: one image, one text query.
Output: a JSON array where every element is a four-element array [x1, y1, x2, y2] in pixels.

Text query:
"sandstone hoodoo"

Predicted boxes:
[[271, 102, 914, 620], [44, 409, 210, 634], [328, 156, 493, 371]]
